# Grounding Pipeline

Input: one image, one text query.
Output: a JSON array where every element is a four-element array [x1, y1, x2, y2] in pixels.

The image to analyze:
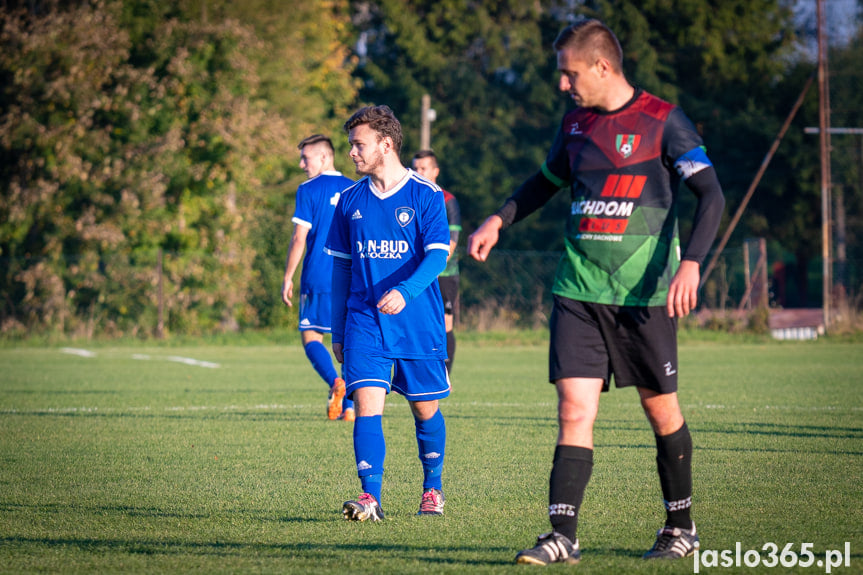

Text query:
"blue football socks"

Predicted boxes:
[[303, 341, 339, 388], [354, 415, 385, 502], [341, 368, 353, 412], [415, 409, 446, 491]]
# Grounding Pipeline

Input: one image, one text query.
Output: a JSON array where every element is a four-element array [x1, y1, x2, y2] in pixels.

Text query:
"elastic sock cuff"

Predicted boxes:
[[655, 421, 690, 444], [554, 444, 593, 463], [415, 409, 444, 432]]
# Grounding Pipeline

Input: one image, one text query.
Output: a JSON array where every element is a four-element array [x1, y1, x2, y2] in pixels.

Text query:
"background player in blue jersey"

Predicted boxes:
[[469, 20, 724, 565], [326, 105, 451, 521], [281, 134, 355, 421], [412, 150, 462, 374]]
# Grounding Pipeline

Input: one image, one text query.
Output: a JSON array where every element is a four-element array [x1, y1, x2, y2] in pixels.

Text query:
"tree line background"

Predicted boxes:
[[1, 0, 861, 338]]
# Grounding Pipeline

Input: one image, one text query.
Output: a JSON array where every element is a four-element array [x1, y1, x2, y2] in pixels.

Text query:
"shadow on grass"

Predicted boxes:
[[0, 534, 519, 565], [695, 421, 863, 439], [0, 409, 327, 423], [0, 534, 659, 565]]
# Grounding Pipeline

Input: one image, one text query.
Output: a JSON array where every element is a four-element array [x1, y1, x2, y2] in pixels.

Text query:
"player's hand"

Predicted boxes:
[[280, 279, 293, 307], [468, 215, 502, 262], [377, 289, 406, 315], [333, 342, 344, 363], [667, 260, 700, 318]]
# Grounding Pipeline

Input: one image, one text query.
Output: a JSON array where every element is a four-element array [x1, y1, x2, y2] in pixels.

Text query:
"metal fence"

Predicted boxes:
[[2, 244, 862, 337], [457, 246, 863, 331]]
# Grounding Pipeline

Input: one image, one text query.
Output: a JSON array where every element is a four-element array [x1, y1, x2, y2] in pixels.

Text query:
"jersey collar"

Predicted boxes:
[[369, 169, 411, 200]]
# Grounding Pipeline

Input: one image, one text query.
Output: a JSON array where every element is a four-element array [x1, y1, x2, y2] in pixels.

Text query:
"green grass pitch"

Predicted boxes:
[[0, 338, 861, 573]]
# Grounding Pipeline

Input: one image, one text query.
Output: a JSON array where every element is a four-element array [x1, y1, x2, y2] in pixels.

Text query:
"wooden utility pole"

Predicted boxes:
[[817, 0, 832, 330], [804, 127, 863, 309], [420, 94, 435, 150], [759, 238, 769, 308], [737, 238, 768, 311]]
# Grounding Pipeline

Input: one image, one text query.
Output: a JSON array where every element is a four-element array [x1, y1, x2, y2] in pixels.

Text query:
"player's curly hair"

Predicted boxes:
[[343, 105, 403, 154]]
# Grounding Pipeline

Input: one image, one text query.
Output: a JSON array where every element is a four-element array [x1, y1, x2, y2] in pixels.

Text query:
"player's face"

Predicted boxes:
[[299, 144, 328, 178], [348, 124, 385, 176], [557, 48, 605, 109], [411, 157, 439, 183]]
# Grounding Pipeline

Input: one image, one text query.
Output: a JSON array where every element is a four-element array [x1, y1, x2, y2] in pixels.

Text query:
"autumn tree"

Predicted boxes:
[[0, 1, 298, 335]]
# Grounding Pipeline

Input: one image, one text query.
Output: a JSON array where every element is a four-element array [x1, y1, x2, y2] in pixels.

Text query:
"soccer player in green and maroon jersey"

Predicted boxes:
[[468, 19, 725, 565]]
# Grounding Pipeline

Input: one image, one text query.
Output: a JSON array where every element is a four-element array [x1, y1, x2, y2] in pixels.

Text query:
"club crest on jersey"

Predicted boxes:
[[395, 207, 415, 227], [615, 134, 641, 158]]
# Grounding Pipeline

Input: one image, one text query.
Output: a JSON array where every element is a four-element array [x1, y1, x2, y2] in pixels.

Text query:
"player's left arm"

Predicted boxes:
[[379, 190, 449, 315], [665, 108, 726, 318], [668, 149, 726, 318], [378, 248, 447, 314]]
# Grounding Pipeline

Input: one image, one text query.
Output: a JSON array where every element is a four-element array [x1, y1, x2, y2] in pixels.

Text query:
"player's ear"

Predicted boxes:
[[595, 57, 611, 78]]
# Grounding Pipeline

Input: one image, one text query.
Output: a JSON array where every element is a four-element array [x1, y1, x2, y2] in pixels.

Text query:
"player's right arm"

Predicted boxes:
[[330, 256, 351, 363], [468, 166, 563, 262], [467, 215, 502, 262], [281, 224, 310, 307], [324, 190, 352, 363], [470, 122, 568, 262]]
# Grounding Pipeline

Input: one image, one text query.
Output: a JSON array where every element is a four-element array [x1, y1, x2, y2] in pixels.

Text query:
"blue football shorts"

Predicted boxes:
[[343, 349, 451, 402], [298, 292, 332, 333]]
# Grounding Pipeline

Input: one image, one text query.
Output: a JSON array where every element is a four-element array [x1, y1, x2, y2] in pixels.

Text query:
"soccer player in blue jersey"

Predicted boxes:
[[325, 105, 451, 521], [470, 20, 724, 565], [281, 134, 355, 421]]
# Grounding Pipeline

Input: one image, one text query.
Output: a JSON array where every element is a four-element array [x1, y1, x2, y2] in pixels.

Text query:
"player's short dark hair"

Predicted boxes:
[[298, 134, 334, 153], [553, 19, 623, 73], [412, 149, 438, 169], [343, 105, 403, 154]]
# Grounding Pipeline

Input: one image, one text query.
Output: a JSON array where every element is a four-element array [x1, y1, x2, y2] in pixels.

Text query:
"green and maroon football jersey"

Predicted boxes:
[[543, 89, 712, 306]]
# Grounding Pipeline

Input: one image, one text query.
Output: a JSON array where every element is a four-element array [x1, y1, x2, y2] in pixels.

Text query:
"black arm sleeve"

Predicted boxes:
[[682, 166, 725, 265], [493, 169, 562, 230]]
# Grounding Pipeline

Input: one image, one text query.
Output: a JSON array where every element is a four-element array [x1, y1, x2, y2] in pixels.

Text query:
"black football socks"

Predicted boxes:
[[655, 422, 693, 530], [548, 445, 593, 542]]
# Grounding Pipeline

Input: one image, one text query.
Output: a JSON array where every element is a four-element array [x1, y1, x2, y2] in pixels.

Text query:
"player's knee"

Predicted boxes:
[[557, 402, 597, 432]]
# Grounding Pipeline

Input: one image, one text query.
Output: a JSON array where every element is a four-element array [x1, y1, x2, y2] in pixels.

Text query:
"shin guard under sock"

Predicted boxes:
[[354, 415, 385, 502], [415, 409, 446, 491], [655, 422, 693, 529], [548, 445, 593, 542], [303, 341, 339, 387]]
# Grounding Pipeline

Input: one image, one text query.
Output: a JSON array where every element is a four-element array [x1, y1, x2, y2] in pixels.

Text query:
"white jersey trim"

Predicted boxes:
[[303, 170, 345, 185], [425, 243, 450, 253], [409, 170, 442, 192], [291, 216, 312, 229], [369, 170, 412, 200]]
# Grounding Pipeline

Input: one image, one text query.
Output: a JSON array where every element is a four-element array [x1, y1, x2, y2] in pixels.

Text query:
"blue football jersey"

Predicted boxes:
[[326, 170, 450, 359], [292, 171, 354, 294]]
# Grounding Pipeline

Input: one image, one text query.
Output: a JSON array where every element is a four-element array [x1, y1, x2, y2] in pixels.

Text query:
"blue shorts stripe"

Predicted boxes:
[[298, 292, 332, 333], [344, 350, 449, 401]]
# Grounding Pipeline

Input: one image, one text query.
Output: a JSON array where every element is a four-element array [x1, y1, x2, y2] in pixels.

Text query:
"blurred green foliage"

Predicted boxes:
[[0, 0, 860, 337]]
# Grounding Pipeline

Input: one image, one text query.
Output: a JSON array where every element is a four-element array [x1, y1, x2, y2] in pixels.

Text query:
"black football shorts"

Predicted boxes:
[[548, 295, 679, 393], [437, 275, 459, 316]]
